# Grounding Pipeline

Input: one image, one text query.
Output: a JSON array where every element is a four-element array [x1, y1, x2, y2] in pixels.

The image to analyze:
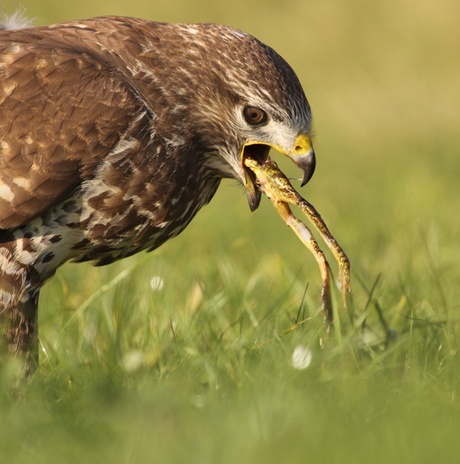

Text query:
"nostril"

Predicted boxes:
[[293, 134, 312, 155]]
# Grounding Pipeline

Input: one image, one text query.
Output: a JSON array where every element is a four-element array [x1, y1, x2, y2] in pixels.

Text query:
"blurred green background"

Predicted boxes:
[[1, 0, 459, 463], [1, 0, 455, 293]]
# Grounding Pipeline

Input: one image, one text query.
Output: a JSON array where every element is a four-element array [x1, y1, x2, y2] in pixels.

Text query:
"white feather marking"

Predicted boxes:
[[0, 289, 18, 305], [16, 250, 35, 266], [0, 81, 17, 100], [12, 177, 30, 190], [0, 249, 22, 275], [0, 10, 32, 30], [0, 183, 14, 202]]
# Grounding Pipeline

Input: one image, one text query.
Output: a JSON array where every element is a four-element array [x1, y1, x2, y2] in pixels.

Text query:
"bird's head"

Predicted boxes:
[[182, 24, 315, 211], [234, 104, 315, 212], [140, 22, 315, 211]]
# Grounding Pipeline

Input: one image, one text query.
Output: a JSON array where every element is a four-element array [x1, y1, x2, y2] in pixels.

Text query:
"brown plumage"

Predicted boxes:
[[0, 15, 316, 373]]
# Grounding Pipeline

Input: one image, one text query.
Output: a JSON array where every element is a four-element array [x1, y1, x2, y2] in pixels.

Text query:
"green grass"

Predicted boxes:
[[1, 0, 460, 462]]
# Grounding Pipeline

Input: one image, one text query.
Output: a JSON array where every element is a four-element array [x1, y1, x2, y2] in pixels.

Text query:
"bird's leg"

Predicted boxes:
[[0, 256, 40, 377], [3, 295, 39, 377]]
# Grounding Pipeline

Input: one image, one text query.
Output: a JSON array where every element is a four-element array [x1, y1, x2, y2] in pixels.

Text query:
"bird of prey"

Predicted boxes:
[[0, 15, 316, 373]]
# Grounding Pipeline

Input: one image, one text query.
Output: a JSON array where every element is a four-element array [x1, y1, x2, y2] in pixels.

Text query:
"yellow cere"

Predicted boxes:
[[292, 134, 312, 155]]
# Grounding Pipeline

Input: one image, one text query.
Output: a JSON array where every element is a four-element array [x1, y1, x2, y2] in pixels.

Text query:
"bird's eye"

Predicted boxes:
[[243, 106, 268, 126]]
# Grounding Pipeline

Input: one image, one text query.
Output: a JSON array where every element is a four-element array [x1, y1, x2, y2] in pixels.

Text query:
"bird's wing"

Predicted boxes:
[[0, 27, 147, 229]]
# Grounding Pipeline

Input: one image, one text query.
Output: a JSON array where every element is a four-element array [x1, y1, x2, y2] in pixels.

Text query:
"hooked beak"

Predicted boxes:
[[286, 134, 316, 187], [241, 134, 316, 211]]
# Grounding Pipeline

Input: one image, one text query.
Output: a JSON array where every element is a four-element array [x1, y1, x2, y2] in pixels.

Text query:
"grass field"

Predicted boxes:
[[1, 0, 459, 462]]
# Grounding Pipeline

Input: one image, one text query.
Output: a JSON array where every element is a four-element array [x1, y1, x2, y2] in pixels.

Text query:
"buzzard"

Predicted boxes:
[[0, 15, 317, 373]]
